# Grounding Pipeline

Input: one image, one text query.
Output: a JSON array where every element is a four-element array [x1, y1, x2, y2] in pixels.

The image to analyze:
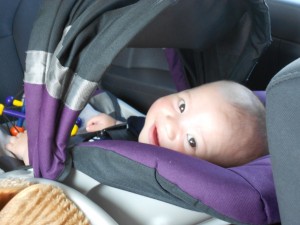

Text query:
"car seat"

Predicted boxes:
[[266, 57, 300, 225], [0, 0, 43, 168], [0, 0, 42, 106], [1, 0, 280, 224]]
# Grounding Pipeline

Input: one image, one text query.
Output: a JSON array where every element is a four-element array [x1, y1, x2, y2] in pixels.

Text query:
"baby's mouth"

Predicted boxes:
[[149, 125, 160, 146]]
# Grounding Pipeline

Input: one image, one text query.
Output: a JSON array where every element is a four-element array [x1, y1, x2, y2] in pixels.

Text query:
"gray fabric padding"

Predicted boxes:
[[89, 91, 124, 121], [266, 58, 300, 225]]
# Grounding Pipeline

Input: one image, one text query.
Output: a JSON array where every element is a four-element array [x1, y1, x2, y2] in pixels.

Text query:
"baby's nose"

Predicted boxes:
[[165, 117, 177, 141]]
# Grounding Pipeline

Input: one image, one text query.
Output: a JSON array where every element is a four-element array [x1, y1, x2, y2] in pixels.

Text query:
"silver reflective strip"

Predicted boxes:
[[24, 26, 72, 86], [46, 57, 73, 99], [24, 50, 52, 85], [64, 75, 98, 111], [46, 27, 73, 99]]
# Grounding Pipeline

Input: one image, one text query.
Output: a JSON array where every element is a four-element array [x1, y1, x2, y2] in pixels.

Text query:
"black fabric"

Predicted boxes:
[[266, 58, 300, 225], [177, 0, 271, 87], [68, 116, 144, 146], [103, 123, 136, 141], [130, 0, 249, 49], [98, 116, 144, 140], [127, 116, 145, 137]]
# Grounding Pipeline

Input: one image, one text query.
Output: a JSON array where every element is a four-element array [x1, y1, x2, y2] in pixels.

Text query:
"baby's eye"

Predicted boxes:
[[187, 134, 197, 148], [178, 99, 185, 113]]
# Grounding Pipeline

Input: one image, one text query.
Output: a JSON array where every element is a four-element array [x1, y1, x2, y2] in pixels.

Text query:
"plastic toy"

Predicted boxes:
[[0, 103, 25, 119], [5, 96, 24, 107], [71, 118, 82, 136], [0, 97, 25, 136], [5, 95, 26, 128], [0, 96, 81, 136]]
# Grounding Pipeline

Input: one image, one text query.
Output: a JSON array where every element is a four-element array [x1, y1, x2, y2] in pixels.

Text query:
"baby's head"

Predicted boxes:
[[138, 80, 268, 167]]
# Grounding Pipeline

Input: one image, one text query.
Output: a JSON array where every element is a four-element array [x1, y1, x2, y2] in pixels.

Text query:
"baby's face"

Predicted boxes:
[[138, 85, 234, 164]]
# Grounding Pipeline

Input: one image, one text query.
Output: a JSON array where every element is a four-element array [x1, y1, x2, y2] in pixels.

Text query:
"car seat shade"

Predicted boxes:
[[24, 0, 175, 179]]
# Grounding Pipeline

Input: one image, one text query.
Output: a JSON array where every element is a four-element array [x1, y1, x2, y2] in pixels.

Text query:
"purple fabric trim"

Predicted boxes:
[[230, 159, 279, 224], [80, 140, 279, 224], [92, 88, 104, 97], [164, 48, 190, 91], [253, 90, 266, 106], [25, 83, 79, 179]]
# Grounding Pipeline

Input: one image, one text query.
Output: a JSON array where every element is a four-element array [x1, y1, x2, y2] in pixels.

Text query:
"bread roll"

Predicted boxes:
[[0, 183, 90, 225], [0, 178, 32, 210]]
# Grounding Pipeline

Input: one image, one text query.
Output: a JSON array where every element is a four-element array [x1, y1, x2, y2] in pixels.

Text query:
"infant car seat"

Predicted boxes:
[[266, 57, 300, 225], [2, 0, 280, 224]]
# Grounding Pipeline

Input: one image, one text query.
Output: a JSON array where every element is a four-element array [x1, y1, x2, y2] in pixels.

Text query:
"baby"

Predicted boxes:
[[6, 80, 268, 167]]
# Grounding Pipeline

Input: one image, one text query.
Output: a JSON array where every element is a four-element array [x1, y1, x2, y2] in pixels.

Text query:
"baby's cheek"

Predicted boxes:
[[160, 139, 185, 154], [138, 127, 148, 144]]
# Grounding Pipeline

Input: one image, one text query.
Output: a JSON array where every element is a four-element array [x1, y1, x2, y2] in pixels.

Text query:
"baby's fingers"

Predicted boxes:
[[86, 123, 99, 132]]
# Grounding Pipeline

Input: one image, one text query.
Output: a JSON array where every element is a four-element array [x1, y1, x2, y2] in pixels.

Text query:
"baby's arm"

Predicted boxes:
[[86, 113, 117, 132], [5, 114, 117, 165]]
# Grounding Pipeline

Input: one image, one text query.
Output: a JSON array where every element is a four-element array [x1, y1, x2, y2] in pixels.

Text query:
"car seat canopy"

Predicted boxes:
[[24, 0, 176, 179]]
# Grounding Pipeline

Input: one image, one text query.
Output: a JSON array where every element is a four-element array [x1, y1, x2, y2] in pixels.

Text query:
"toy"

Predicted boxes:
[[5, 96, 26, 128], [0, 97, 25, 136], [0, 96, 81, 136], [71, 118, 82, 136], [0, 103, 25, 119]]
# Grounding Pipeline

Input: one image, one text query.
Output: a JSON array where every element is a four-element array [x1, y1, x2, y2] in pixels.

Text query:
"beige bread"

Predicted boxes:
[[0, 178, 33, 210], [0, 183, 90, 225]]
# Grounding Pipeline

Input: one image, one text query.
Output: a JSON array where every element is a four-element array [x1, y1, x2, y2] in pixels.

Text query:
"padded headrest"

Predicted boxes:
[[72, 140, 280, 225], [266, 58, 300, 225]]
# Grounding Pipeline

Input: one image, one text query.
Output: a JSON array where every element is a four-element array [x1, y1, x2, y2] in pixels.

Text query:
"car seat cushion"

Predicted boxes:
[[72, 140, 280, 225], [0, 0, 42, 104]]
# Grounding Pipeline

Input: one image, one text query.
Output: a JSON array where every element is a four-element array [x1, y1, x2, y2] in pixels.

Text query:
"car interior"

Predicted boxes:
[[0, 0, 300, 224]]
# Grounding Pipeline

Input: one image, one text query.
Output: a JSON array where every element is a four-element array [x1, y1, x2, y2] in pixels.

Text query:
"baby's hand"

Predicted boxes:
[[6, 131, 29, 165], [86, 114, 117, 132]]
